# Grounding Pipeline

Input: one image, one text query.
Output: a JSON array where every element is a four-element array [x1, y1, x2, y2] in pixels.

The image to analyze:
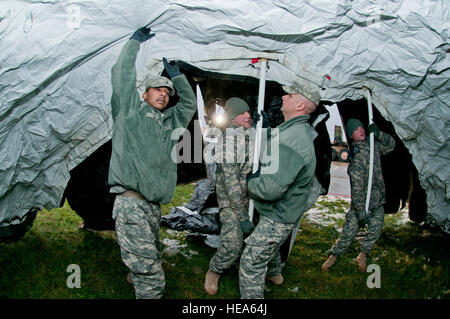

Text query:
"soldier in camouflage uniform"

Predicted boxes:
[[108, 27, 196, 298], [322, 118, 395, 272], [204, 97, 255, 295], [240, 82, 319, 299]]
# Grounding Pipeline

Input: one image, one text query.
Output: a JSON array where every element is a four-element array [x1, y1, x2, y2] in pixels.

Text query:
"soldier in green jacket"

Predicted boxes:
[[204, 97, 255, 295], [322, 118, 395, 272], [239, 82, 319, 299], [108, 27, 197, 299]]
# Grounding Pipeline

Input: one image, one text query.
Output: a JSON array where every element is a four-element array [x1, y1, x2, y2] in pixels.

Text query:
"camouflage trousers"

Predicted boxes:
[[209, 207, 243, 274], [239, 215, 294, 299], [113, 194, 164, 299], [330, 206, 385, 256]]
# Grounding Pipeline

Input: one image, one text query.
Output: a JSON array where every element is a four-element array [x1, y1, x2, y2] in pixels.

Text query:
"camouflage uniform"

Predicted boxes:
[[241, 113, 317, 299], [113, 194, 164, 299], [330, 131, 395, 256], [209, 125, 255, 274], [109, 37, 196, 299], [239, 215, 294, 299]]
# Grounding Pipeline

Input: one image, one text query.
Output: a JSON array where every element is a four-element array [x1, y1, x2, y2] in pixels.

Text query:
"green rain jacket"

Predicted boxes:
[[248, 115, 316, 224], [108, 39, 197, 204]]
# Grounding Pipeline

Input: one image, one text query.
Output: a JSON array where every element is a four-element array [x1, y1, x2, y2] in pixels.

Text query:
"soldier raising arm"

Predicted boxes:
[[322, 119, 395, 272], [108, 27, 197, 299]]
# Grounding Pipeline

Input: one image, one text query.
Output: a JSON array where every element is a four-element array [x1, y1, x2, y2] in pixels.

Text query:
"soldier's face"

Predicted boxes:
[[143, 87, 170, 110], [352, 126, 366, 142], [281, 94, 301, 119], [231, 111, 252, 129]]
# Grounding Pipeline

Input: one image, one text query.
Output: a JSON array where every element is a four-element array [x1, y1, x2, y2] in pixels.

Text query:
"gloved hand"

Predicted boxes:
[[368, 123, 380, 137], [252, 110, 270, 128], [355, 210, 368, 227], [358, 219, 367, 229], [163, 57, 182, 78], [240, 219, 255, 235], [130, 27, 155, 43], [246, 168, 260, 183]]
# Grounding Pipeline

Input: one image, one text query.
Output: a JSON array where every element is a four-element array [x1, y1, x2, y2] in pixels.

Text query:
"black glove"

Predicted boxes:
[[358, 219, 367, 229], [240, 219, 255, 236], [246, 168, 260, 183], [252, 110, 270, 128], [355, 210, 368, 226], [368, 123, 380, 137], [130, 27, 155, 43], [163, 57, 182, 78]]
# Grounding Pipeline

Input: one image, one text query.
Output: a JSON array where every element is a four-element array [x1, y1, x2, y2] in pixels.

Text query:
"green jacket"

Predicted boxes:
[[108, 39, 197, 204], [248, 115, 316, 224]]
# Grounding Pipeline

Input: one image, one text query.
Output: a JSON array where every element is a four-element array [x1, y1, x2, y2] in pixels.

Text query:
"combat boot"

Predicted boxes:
[[267, 273, 284, 285], [321, 254, 337, 271], [204, 269, 220, 295], [356, 252, 367, 272]]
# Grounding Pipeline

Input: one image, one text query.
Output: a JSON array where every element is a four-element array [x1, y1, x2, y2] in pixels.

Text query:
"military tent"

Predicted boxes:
[[0, 0, 448, 241]]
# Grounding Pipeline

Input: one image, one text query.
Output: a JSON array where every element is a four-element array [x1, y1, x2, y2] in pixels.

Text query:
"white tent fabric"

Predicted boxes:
[[0, 0, 449, 233]]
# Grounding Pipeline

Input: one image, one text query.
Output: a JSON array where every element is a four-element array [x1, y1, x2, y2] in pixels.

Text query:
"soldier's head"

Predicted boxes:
[[224, 97, 252, 129], [281, 81, 320, 121], [346, 118, 365, 142], [142, 76, 175, 110]]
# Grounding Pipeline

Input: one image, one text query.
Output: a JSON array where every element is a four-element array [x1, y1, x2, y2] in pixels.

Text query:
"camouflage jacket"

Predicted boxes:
[[348, 131, 396, 211], [214, 125, 255, 221]]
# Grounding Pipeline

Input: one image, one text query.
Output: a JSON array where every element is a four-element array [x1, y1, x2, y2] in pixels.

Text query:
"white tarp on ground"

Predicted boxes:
[[0, 0, 449, 233]]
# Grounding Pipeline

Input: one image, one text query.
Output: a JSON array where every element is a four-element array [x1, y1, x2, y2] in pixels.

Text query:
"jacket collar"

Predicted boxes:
[[218, 124, 255, 139], [141, 101, 170, 117], [223, 123, 253, 133], [228, 123, 247, 130], [278, 114, 310, 131]]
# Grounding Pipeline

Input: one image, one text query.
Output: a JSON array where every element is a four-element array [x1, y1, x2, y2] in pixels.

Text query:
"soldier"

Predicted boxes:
[[322, 118, 395, 272], [204, 97, 256, 295], [108, 27, 197, 298], [239, 82, 319, 299]]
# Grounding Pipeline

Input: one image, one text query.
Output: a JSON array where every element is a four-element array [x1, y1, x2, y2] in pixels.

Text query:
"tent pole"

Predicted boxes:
[[249, 58, 267, 222], [364, 87, 375, 215]]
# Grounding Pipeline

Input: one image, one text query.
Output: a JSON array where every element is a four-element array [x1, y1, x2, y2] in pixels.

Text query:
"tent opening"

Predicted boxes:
[[62, 62, 427, 232], [333, 98, 427, 222]]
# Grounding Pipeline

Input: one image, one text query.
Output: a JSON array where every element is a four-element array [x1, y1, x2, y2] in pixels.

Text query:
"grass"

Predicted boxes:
[[0, 184, 448, 299]]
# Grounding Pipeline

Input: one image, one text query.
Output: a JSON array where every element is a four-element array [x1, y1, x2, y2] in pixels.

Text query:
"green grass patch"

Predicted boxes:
[[315, 197, 350, 213], [1, 185, 448, 299]]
